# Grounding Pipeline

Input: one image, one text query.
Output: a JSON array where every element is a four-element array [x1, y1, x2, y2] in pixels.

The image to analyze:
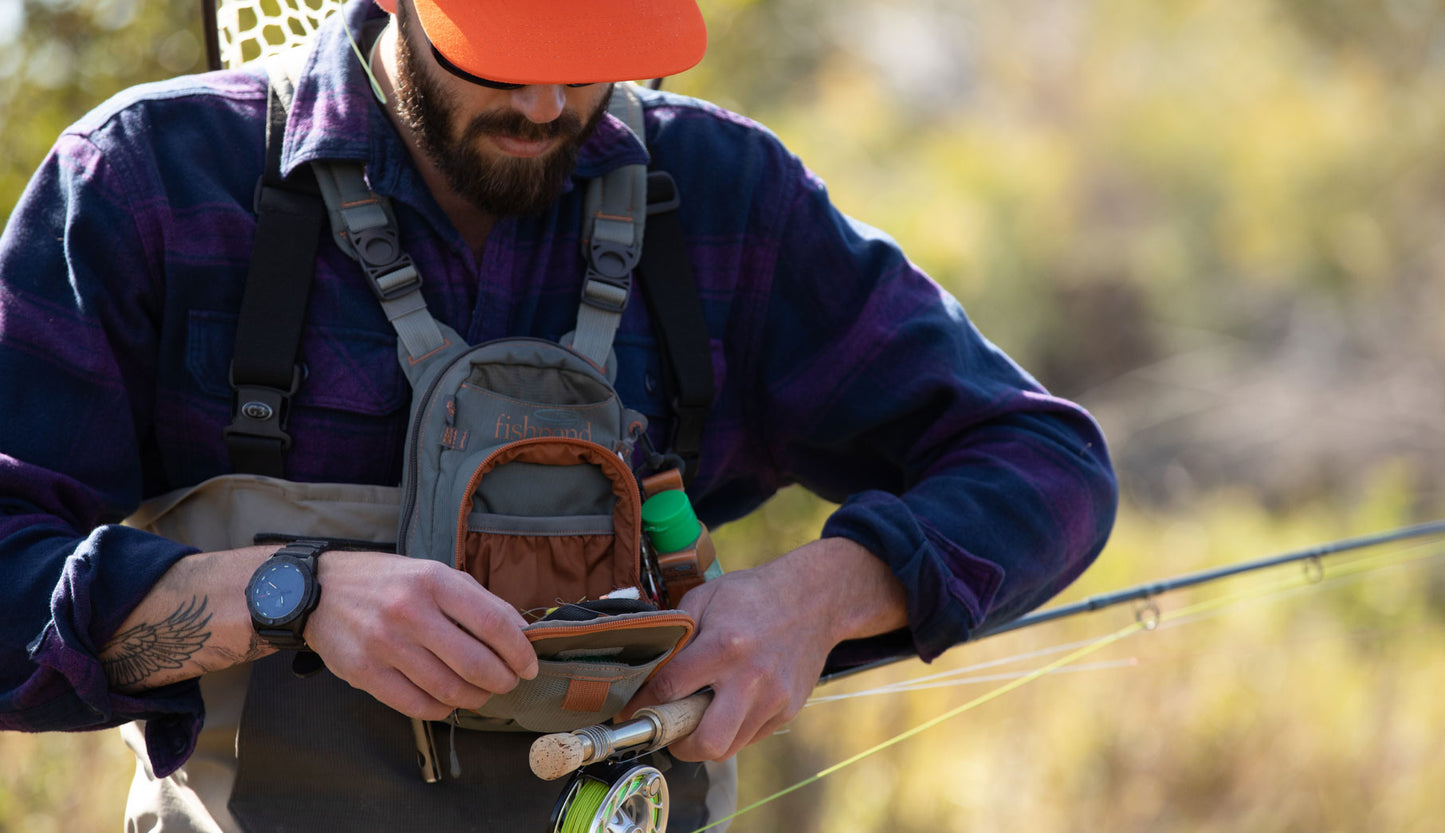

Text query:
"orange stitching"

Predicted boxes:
[[407, 338, 453, 366]]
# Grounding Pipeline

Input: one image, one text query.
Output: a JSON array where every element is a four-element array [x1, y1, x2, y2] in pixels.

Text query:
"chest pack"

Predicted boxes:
[[222, 53, 715, 734]]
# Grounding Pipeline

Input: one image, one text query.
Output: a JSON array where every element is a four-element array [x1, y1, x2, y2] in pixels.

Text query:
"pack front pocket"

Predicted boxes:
[[452, 609, 694, 733], [455, 654, 667, 733], [454, 437, 642, 613]]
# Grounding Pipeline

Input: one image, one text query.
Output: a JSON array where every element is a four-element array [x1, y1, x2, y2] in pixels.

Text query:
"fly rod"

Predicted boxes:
[[975, 518, 1445, 638]]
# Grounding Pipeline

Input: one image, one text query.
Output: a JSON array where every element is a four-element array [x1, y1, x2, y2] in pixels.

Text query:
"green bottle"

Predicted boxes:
[[641, 490, 721, 605]]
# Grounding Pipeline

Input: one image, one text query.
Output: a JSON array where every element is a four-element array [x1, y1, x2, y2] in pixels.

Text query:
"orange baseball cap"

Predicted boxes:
[[393, 0, 708, 86]]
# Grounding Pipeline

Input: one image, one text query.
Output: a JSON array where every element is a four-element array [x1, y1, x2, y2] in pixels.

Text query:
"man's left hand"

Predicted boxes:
[[624, 537, 908, 761]]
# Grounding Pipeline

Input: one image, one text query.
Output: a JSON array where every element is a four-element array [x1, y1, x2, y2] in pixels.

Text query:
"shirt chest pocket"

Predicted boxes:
[[175, 310, 411, 483]]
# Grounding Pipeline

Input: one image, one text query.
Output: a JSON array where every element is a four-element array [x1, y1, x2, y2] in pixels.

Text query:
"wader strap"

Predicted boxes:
[[637, 171, 713, 484], [574, 84, 649, 367], [224, 79, 323, 478]]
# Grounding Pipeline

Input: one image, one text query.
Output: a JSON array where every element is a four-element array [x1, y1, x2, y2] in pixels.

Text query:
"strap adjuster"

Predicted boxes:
[[581, 270, 631, 313]]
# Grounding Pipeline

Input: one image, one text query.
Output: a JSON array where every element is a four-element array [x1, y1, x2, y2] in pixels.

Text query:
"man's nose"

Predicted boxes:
[[510, 85, 568, 124]]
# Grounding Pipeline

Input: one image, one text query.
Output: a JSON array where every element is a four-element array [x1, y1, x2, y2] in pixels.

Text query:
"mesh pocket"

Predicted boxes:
[[460, 522, 620, 614], [453, 438, 642, 612]]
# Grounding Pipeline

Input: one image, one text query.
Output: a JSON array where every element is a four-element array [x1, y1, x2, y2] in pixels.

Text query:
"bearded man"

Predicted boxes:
[[0, 1, 1118, 831]]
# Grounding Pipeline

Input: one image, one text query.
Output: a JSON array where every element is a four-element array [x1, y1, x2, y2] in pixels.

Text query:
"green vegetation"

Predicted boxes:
[[2, 0, 1443, 830]]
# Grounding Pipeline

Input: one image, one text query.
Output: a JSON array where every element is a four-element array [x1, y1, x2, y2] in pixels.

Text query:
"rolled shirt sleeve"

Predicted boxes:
[[0, 133, 206, 775], [753, 159, 1117, 668], [15, 524, 203, 775]]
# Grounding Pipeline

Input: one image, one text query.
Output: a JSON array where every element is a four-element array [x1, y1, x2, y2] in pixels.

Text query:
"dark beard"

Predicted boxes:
[[392, 6, 611, 217]]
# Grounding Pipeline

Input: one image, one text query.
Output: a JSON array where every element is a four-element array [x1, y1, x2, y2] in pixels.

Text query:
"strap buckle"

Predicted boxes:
[[351, 224, 423, 302], [582, 211, 641, 314], [588, 228, 641, 280], [224, 362, 303, 451]]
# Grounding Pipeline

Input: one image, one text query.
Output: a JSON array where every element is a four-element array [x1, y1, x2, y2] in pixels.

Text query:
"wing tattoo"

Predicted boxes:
[[101, 596, 213, 690]]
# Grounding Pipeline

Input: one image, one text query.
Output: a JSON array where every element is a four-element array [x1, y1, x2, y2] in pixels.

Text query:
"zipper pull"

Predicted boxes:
[[440, 395, 468, 450]]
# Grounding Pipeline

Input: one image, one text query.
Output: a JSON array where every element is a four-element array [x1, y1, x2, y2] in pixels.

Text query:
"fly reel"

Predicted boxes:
[[550, 763, 669, 833], [533, 692, 712, 832]]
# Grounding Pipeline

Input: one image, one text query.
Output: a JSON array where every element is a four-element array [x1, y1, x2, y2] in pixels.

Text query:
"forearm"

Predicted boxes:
[[766, 536, 908, 647], [99, 546, 278, 693]]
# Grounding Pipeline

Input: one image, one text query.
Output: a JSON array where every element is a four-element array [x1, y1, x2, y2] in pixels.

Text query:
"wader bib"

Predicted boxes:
[[120, 474, 735, 833]]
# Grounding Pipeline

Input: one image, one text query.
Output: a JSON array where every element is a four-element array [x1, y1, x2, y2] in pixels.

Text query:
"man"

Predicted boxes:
[[0, 0, 1117, 830]]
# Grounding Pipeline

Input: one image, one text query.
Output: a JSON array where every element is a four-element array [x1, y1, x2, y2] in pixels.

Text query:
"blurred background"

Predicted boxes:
[[3, 0, 1444, 830]]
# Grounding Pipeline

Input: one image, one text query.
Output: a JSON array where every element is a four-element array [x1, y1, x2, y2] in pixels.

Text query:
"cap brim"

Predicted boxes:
[[413, 0, 707, 86]]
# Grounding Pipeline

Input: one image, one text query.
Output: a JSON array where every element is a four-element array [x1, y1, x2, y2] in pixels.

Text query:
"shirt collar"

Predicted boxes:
[[278, 0, 649, 192]]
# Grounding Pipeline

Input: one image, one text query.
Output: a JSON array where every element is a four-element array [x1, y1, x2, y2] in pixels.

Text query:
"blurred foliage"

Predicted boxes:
[[679, 0, 1445, 510], [3, 0, 1445, 831], [0, 0, 205, 211]]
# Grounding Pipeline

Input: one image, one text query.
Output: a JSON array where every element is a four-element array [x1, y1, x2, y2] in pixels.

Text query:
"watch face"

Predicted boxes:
[[249, 560, 308, 622]]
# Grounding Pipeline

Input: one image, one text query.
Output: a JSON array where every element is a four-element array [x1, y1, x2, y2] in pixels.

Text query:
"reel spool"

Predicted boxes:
[[550, 764, 669, 833]]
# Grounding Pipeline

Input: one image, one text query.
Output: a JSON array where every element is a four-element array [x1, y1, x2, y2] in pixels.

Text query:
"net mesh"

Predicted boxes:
[[213, 0, 347, 68]]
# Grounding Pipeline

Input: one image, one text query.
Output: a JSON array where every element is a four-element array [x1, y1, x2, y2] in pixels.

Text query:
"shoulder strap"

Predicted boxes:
[[309, 159, 450, 363], [579, 85, 713, 483], [636, 171, 713, 485], [572, 84, 649, 368], [271, 48, 450, 364], [223, 61, 325, 477]]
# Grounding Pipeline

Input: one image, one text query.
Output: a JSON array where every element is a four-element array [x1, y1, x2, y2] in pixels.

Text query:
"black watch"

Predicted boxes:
[[246, 538, 328, 650]]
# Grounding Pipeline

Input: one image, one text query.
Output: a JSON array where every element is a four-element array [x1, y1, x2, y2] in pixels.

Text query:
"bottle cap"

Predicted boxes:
[[641, 490, 701, 554]]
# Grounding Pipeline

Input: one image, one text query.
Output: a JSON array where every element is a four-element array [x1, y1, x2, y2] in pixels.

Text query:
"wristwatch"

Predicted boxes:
[[246, 539, 328, 649]]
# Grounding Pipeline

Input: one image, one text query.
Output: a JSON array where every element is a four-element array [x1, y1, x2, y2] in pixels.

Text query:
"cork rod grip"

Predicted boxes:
[[637, 690, 713, 750], [528, 690, 716, 781]]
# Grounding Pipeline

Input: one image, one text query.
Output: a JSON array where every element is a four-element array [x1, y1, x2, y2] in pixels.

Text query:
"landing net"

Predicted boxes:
[[210, 0, 346, 69]]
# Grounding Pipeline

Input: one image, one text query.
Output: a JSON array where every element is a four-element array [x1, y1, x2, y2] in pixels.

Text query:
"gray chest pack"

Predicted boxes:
[[223, 56, 715, 736]]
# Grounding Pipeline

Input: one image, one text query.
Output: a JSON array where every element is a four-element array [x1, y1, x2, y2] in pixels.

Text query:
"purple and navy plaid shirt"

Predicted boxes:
[[0, 0, 1115, 774]]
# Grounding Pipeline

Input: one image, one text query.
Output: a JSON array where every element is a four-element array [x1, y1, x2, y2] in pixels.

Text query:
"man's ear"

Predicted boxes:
[[375, 0, 398, 14]]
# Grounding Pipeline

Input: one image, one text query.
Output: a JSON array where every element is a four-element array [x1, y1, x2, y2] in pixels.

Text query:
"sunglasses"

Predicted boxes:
[[430, 43, 595, 91]]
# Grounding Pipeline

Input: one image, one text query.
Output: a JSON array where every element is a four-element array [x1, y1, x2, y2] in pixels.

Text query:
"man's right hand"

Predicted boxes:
[[305, 550, 539, 719], [99, 546, 538, 720]]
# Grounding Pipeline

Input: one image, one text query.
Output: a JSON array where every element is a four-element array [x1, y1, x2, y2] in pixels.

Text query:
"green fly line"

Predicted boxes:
[[557, 778, 611, 833], [685, 535, 1445, 833]]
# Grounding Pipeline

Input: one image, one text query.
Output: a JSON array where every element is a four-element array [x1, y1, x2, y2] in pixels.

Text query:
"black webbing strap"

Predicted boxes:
[[636, 171, 714, 485], [223, 85, 325, 477]]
